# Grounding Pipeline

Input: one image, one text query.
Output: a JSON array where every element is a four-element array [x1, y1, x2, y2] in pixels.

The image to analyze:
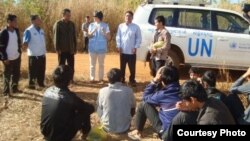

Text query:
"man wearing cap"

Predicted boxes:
[[53, 8, 77, 82], [116, 11, 142, 87], [88, 11, 111, 83], [23, 15, 46, 89]]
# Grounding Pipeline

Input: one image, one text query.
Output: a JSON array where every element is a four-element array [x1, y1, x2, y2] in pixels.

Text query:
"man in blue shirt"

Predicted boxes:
[[116, 11, 142, 86], [23, 15, 46, 89], [88, 11, 111, 83], [128, 66, 180, 140], [230, 67, 250, 123]]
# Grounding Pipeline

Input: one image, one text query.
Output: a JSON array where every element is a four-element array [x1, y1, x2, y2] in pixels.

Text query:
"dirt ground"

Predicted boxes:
[[0, 53, 247, 141], [0, 53, 162, 141]]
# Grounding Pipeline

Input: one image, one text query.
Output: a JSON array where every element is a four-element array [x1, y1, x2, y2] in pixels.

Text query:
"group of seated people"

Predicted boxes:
[[40, 65, 250, 141]]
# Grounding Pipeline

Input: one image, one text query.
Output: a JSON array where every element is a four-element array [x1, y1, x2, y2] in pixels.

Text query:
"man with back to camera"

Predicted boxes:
[[0, 14, 22, 97], [97, 68, 136, 133], [40, 65, 94, 141], [23, 15, 46, 89], [116, 10, 142, 87]]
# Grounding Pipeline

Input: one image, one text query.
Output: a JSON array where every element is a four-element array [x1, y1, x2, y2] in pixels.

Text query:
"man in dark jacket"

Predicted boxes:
[[40, 65, 94, 141], [179, 80, 235, 125], [128, 66, 181, 140], [53, 8, 77, 82], [0, 14, 22, 96], [202, 70, 246, 124]]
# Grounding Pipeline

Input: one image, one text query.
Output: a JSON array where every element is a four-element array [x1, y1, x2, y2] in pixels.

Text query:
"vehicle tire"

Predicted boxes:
[[167, 50, 181, 69]]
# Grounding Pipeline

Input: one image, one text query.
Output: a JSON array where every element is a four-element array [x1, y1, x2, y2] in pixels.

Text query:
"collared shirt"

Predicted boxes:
[[153, 28, 171, 60], [116, 23, 142, 54], [6, 30, 19, 60], [88, 22, 110, 54], [23, 25, 46, 56], [82, 22, 90, 37], [97, 82, 136, 133], [53, 20, 77, 54]]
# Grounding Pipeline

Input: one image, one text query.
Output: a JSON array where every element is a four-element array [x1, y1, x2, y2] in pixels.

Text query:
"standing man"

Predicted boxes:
[[53, 8, 77, 82], [150, 15, 171, 77], [116, 11, 141, 86], [0, 14, 22, 96], [23, 15, 46, 89], [82, 16, 90, 53], [88, 11, 111, 83]]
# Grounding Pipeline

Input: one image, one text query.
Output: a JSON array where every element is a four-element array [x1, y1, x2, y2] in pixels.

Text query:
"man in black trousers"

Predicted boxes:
[[53, 9, 77, 82], [0, 14, 22, 96], [23, 15, 46, 89]]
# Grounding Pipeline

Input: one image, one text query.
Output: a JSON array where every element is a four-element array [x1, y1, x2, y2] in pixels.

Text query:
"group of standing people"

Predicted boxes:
[[3, 7, 250, 141]]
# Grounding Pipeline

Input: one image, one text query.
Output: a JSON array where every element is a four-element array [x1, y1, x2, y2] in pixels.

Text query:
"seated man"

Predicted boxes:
[[178, 80, 235, 125], [128, 66, 181, 140], [202, 70, 245, 124], [230, 67, 250, 123], [162, 79, 236, 141], [40, 65, 94, 141], [188, 67, 202, 83], [97, 68, 136, 133]]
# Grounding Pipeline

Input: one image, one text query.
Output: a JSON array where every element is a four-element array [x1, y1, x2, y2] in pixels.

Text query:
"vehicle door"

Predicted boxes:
[[178, 9, 215, 65], [212, 11, 250, 68]]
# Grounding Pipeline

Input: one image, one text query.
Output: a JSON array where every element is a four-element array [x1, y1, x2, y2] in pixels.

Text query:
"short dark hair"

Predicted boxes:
[[189, 67, 201, 75], [53, 65, 73, 88], [62, 8, 71, 15], [202, 70, 216, 87], [86, 16, 90, 19], [30, 15, 39, 21], [161, 66, 179, 85], [125, 10, 134, 17], [93, 11, 103, 21], [107, 68, 122, 84], [180, 80, 208, 102], [7, 14, 17, 22], [155, 15, 165, 26]]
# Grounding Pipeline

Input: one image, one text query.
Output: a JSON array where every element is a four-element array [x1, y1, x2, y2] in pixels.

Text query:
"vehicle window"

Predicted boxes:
[[215, 12, 249, 34], [178, 9, 211, 30], [149, 8, 175, 26]]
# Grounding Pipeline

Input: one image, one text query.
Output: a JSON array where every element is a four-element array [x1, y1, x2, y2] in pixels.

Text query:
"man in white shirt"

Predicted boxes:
[[116, 11, 142, 87], [97, 68, 136, 133], [81, 16, 90, 53], [23, 15, 46, 89], [0, 14, 22, 96]]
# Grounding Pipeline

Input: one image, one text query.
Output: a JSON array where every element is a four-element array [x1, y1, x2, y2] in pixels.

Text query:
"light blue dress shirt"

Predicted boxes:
[[116, 23, 142, 54]]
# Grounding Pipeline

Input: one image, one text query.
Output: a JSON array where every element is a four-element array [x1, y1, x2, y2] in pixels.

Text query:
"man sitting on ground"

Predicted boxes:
[[40, 65, 94, 141], [128, 66, 181, 140], [97, 68, 136, 133]]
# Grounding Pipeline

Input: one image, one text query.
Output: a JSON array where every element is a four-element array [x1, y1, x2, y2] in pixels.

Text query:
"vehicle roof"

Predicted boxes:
[[141, 4, 243, 16]]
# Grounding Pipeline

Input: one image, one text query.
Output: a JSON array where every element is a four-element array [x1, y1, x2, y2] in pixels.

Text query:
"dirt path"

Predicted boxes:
[[0, 53, 161, 141]]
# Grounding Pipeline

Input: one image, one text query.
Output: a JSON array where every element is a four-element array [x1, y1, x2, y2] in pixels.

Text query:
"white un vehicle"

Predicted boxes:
[[134, 0, 250, 70]]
